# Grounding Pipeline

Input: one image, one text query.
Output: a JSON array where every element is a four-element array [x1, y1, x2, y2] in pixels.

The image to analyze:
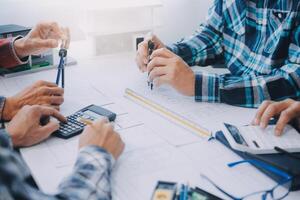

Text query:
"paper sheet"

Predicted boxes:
[[126, 75, 257, 135]]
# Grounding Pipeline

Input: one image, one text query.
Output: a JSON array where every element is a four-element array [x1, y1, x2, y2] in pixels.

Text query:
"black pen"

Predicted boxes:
[[147, 40, 155, 90], [274, 146, 300, 161]]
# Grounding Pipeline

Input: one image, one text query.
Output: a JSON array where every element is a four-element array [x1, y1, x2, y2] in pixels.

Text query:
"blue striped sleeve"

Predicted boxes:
[[195, 65, 300, 108], [168, 0, 224, 66]]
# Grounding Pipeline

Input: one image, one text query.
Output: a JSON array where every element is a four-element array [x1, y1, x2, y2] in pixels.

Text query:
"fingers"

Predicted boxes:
[[136, 40, 148, 72], [275, 102, 300, 136], [150, 48, 174, 60], [38, 106, 67, 122], [147, 57, 169, 73], [154, 75, 170, 88], [39, 22, 64, 40], [38, 121, 60, 138], [93, 118, 109, 126], [34, 80, 58, 88], [40, 86, 64, 96], [60, 27, 70, 49], [259, 99, 294, 128], [253, 100, 273, 125], [44, 96, 64, 105], [149, 66, 169, 81]]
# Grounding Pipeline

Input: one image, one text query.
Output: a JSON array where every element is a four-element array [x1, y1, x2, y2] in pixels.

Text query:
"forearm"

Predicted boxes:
[[194, 64, 300, 108], [0, 37, 28, 68], [56, 146, 115, 200]]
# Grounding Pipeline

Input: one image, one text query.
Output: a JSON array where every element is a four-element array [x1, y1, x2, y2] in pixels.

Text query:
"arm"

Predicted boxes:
[[0, 37, 28, 68], [0, 129, 115, 200], [195, 66, 300, 108], [57, 146, 115, 199], [167, 0, 224, 66]]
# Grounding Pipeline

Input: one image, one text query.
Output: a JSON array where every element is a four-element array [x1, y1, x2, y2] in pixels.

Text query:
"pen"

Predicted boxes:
[[274, 146, 300, 161], [147, 40, 155, 90]]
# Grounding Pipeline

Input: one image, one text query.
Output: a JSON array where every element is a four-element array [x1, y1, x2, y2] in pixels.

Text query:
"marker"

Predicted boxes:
[[147, 40, 155, 90]]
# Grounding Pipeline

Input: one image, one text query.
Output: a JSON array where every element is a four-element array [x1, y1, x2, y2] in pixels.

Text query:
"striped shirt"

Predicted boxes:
[[168, 0, 300, 108]]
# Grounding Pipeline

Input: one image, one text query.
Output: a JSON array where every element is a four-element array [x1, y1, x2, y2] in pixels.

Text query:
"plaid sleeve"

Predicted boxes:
[[56, 146, 115, 200], [0, 37, 28, 68], [167, 0, 224, 66], [0, 142, 115, 200], [195, 64, 300, 108], [0, 129, 13, 149]]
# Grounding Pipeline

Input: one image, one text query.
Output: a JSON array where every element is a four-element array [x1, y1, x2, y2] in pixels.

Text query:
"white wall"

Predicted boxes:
[[156, 0, 213, 44], [0, 0, 213, 56]]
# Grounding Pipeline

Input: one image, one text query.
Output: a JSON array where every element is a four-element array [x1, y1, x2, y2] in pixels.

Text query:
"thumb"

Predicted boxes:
[[39, 121, 60, 136]]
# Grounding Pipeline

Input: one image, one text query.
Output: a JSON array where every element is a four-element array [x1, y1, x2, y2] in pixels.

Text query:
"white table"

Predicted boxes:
[[1, 53, 299, 200]]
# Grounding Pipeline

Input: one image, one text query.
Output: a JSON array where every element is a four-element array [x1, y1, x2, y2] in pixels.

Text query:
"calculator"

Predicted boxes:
[[53, 104, 117, 139]]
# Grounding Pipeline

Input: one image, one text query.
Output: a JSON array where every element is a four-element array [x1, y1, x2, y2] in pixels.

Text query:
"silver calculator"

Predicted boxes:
[[53, 104, 117, 139]]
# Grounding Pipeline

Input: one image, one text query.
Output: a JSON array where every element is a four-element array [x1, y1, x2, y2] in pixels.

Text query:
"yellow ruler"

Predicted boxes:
[[124, 88, 211, 138]]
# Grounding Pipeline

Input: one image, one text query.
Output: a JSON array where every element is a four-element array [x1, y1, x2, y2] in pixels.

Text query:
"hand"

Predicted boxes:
[[252, 99, 300, 136], [2, 80, 64, 121], [148, 48, 195, 96], [79, 119, 125, 159], [136, 34, 165, 72], [6, 105, 67, 147], [14, 22, 70, 58]]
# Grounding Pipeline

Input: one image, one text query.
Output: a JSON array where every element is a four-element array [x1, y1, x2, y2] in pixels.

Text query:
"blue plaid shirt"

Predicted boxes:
[[0, 129, 114, 200], [168, 0, 300, 108]]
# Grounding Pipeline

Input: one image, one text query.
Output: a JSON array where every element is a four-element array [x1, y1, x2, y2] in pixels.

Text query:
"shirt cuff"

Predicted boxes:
[[76, 146, 115, 170], [0, 129, 13, 149], [0, 36, 28, 68], [10, 36, 29, 65], [195, 72, 220, 103], [166, 44, 179, 55]]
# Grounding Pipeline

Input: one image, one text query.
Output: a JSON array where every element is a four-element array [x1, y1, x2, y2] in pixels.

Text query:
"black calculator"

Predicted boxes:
[[53, 104, 117, 139]]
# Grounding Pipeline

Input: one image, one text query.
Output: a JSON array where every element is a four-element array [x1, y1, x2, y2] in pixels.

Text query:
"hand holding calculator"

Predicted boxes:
[[53, 105, 117, 139]]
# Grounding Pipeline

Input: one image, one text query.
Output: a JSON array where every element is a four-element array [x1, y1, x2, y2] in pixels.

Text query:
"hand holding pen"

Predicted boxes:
[[136, 34, 165, 73]]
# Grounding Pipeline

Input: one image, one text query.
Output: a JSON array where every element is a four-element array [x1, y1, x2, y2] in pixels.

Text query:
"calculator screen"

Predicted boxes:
[[83, 110, 104, 120]]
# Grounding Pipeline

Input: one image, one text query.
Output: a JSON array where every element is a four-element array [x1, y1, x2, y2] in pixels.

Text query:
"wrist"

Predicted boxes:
[[14, 38, 27, 59], [79, 145, 115, 167], [2, 97, 18, 121]]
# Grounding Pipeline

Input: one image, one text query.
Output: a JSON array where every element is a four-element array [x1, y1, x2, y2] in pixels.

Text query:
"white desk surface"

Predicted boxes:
[[1, 53, 299, 200]]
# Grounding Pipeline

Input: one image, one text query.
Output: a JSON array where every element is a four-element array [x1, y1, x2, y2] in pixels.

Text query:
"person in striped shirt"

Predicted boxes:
[[136, 0, 300, 108]]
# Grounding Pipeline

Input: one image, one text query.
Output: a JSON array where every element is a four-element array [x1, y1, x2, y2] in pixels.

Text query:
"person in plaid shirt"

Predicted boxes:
[[0, 105, 124, 200], [136, 0, 300, 108]]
